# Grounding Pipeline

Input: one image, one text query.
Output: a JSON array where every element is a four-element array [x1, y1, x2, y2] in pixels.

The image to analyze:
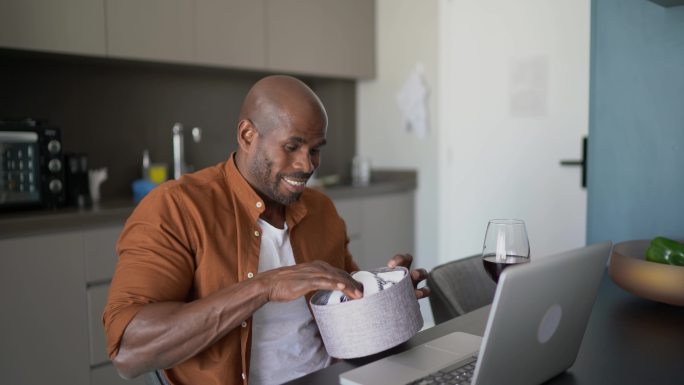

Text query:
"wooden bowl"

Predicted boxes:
[[609, 240, 684, 306]]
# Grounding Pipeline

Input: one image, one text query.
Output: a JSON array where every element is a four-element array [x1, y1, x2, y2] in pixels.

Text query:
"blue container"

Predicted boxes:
[[132, 179, 158, 204]]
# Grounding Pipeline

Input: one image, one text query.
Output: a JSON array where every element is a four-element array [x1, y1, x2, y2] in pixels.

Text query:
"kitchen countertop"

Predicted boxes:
[[320, 170, 417, 200], [0, 170, 416, 239]]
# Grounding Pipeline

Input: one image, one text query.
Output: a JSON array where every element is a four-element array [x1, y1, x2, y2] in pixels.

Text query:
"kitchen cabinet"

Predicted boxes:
[[0, 0, 106, 56], [332, 198, 363, 259], [0, 232, 90, 385], [108, 0, 374, 78], [194, 0, 266, 70], [106, 0, 194, 63], [333, 190, 415, 270], [88, 284, 112, 366], [83, 226, 146, 384], [0, 224, 145, 385], [1, 0, 375, 79], [83, 227, 123, 368], [106, 0, 265, 68], [266, 0, 376, 79]]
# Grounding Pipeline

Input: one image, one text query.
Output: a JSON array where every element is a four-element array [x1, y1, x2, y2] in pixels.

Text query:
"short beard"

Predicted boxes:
[[249, 150, 303, 206]]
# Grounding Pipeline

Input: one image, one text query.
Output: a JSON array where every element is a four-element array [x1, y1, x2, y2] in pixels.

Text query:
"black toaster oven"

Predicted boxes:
[[0, 118, 66, 211]]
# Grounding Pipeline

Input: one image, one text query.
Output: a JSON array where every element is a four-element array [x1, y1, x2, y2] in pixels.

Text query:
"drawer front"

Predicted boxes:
[[333, 198, 362, 238], [84, 226, 123, 283], [87, 284, 110, 366]]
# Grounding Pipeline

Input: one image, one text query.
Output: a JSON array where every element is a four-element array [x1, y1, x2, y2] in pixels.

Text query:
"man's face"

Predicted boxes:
[[248, 120, 326, 206]]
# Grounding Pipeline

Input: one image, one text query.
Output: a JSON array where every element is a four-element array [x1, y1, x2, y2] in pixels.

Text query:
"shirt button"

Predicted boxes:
[[247, 272, 254, 279], [242, 372, 246, 380], [254, 230, 260, 237], [256, 201, 263, 208], [241, 321, 247, 328]]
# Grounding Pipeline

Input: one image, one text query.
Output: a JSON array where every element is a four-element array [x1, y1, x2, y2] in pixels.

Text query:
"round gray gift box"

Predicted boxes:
[[310, 266, 423, 359]]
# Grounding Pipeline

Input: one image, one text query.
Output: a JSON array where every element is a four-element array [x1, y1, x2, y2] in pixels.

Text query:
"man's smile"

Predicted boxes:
[[282, 175, 309, 193]]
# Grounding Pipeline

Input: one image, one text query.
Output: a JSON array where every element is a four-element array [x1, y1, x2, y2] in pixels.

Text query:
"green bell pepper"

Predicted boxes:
[[645, 236, 684, 266]]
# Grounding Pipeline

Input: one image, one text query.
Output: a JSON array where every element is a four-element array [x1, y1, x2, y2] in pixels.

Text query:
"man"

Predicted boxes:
[[103, 75, 429, 385]]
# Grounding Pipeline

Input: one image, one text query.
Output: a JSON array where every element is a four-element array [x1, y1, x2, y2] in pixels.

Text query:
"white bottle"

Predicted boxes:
[[352, 156, 371, 186], [142, 149, 150, 180]]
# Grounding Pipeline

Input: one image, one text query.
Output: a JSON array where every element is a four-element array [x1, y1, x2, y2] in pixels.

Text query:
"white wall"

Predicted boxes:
[[356, 0, 439, 325], [438, 0, 589, 260], [359, 0, 589, 326]]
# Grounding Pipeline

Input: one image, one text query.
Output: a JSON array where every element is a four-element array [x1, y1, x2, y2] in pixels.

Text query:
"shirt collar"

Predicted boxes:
[[224, 153, 308, 227]]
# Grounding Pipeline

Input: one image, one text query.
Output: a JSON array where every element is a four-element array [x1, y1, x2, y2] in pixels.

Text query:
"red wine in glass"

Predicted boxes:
[[481, 219, 530, 283], [482, 254, 530, 283]]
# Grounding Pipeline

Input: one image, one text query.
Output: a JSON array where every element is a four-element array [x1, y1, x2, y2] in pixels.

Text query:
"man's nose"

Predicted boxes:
[[293, 151, 315, 173]]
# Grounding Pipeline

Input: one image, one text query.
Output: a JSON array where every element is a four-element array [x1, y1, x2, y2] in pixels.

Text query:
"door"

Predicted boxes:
[[438, 0, 590, 260]]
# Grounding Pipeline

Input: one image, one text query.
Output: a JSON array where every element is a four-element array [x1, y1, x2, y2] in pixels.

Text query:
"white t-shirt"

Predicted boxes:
[[248, 219, 331, 385]]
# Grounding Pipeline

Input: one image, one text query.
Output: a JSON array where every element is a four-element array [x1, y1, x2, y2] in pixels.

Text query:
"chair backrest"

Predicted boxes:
[[144, 370, 170, 385], [427, 254, 496, 324]]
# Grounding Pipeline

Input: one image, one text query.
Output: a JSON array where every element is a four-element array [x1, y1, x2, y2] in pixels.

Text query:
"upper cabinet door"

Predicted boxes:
[[266, 0, 375, 79], [194, 0, 266, 70], [0, 0, 376, 79], [106, 0, 194, 63], [0, 0, 106, 56]]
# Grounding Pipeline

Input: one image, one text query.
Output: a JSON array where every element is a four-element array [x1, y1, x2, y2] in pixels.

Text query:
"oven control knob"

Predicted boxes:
[[48, 158, 62, 173], [49, 179, 63, 193], [47, 140, 61, 155]]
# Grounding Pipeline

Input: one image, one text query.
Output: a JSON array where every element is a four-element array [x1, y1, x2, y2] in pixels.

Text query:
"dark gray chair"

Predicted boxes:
[[144, 370, 170, 385], [427, 254, 497, 324]]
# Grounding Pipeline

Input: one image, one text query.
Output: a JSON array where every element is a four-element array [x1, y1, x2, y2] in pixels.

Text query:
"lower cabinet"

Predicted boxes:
[[0, 232, 91, 385], [84, 227, 147, 385], [88, 283, 146, 384], [333, 191, 415, 270], [0, 224, 144, 385], [88, 284, 112, 367]]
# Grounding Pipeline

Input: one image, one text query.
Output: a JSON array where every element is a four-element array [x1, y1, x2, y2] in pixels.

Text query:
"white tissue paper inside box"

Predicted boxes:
[[310, 266, 423, 359], [324, 269, 407, 304]]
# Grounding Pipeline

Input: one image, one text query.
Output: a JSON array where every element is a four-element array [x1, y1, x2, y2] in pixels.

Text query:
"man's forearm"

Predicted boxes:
[[112, 278, 269, 379], [111, 260, 363, 379]]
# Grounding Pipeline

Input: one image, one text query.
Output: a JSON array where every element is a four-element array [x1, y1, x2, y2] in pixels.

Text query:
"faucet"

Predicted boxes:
[[172, 122, 202, 179]]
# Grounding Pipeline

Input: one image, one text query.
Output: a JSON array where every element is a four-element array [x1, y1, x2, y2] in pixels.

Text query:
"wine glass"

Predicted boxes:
[[482, 219, 530, 283]]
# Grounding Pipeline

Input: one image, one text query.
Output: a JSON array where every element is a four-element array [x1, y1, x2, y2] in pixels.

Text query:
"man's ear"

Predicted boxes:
[[237, 119, 258, 152]]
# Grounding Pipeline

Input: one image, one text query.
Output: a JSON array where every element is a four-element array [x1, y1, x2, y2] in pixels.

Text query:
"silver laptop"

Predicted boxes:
[[339, 242, 612, 385]]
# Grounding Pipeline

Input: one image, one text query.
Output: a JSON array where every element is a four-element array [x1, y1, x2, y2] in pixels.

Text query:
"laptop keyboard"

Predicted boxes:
[[406, 356, 478, 385]]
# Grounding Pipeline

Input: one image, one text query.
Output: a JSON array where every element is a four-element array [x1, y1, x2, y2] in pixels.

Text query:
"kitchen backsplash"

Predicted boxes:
[[0, 49, 356, 200]]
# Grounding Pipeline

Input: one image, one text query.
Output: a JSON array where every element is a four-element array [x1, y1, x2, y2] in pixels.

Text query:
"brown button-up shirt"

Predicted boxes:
[[103, 154, 358, 385]]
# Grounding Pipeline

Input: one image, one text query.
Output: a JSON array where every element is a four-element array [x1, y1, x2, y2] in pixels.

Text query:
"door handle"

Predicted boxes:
[[560, 136, 587, 188]]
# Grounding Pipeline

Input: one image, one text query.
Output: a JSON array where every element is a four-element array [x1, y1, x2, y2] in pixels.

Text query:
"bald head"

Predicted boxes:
[[239, 75, 328, 136], [234, 75, 329, 208]]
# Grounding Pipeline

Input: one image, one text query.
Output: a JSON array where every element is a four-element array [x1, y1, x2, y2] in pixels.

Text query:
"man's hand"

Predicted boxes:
[[387, 253, 430, 299], [256, 260, 363, 302]]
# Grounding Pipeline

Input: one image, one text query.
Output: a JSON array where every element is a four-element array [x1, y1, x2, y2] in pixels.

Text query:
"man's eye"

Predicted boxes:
[[310, 148, 321, 155], [285, 145, 298, 152]]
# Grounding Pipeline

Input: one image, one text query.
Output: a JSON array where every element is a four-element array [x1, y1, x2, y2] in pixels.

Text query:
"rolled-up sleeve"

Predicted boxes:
[[102, 185, 197, 359]]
